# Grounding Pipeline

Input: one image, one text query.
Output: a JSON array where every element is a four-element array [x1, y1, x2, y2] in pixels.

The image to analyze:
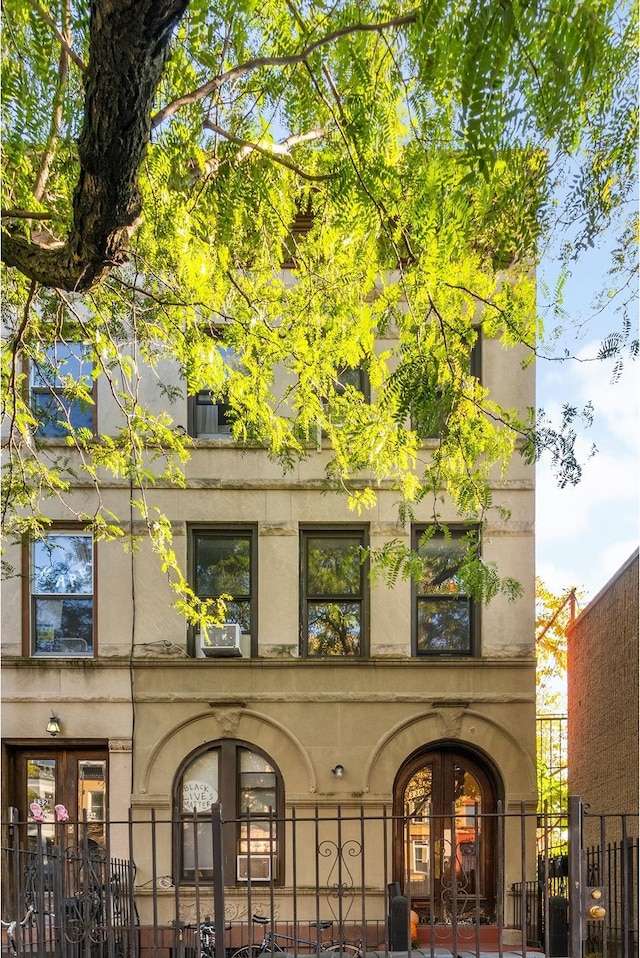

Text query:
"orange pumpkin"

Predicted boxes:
[[410, 910, 419, 946]]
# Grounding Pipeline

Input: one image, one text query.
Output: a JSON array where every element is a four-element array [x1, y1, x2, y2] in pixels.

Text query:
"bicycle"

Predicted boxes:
[[178, 917, 231, 958], [230, 914, 362, 958], [1, 904, 38, 955]]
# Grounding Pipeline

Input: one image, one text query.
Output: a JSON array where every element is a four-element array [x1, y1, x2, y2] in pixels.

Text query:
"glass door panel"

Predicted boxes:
[[26, 758, 57, 855], [78, 759, 107, 846], [396, 750, 497, 922]]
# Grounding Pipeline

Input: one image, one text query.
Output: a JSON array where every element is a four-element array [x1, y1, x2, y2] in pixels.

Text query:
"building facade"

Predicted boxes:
[[1, 314, 537, 933]]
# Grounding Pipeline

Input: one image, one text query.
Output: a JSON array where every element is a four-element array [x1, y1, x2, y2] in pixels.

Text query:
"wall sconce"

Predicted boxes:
[[46, 715, 61, 737], [331, 765, 345, 778]]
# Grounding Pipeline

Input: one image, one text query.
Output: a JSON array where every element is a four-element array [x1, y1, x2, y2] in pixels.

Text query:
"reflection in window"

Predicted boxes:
[[78, 760, 106, 846], [301, 531, 366, 656], [30, 342, 93, 438], [414, 529, 475, 655], [192, 530, 253, 643], [403, 762, 483, 900], [32, 534, 94, 656], [27, 758, 56, 854]]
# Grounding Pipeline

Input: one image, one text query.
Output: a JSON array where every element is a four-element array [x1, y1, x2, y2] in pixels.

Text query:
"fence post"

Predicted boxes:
[[212, 803, 226, 958], [568, 795, 583, 958]]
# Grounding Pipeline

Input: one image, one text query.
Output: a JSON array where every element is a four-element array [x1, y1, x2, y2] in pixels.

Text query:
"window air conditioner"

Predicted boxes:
[[196, 624, 242, 657], [237, 854, 272, 881]]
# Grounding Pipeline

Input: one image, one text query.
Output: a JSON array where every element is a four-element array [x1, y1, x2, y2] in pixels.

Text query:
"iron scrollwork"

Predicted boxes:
[[318, 838, 362, 922]]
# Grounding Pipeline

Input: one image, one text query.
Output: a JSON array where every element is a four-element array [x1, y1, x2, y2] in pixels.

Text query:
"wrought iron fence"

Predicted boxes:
[[1, 803, 637, 958], [536, 717, 568, 816]]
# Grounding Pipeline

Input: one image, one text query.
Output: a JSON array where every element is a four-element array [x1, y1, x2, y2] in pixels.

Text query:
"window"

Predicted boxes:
[[320, 365, 370, 438], [188, 341, 242, 438], [191, 528, 255, 656], [177, 741, 282, 885], [300, 529, 368, 656], [335, 365, 370, 400], [412, 335, 481, 440], [30, 342, 94, 438], [413, 528, 476, 655], [31, 533, 94, 656]]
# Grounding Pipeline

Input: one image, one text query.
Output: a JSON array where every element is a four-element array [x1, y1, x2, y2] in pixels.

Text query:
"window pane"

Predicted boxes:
[[195, 537, 250, 596], [33, 536, 93, 595], [336, 367, 364, 394], [404, 765, 434, 897], [31, 344, 93, 439], [27, 759, 57, 855], [404, 765, 433, 815], [307, 601, 361, 655], [417, 536, 469, 594], [32, 390, 93, 438], [240, 751, 273, 774], [30, 343, 90, 388], [34, 597, 93, 654], [417, 598, 470, 652], [181, 751, 219, 812], [195, 393, 231, 436], [78, 760, 106, 846], [307, 536, 361, 596], [182, 820, 214, 876], [239, 750, 276, 813], [222, 600, 251, 632], [239, 821, 277, 853]]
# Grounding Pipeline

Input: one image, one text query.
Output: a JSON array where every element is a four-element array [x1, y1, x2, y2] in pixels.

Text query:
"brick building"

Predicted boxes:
[[566, 549, 639, 837]]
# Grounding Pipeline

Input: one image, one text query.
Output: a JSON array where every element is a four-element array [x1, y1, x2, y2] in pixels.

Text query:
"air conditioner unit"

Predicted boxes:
[[196, 624, 242, 657], [237, 854, 272, 881]]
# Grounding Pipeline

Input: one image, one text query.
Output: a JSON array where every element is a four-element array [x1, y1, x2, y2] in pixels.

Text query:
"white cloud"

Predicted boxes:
[[535, 340, 639, 601]]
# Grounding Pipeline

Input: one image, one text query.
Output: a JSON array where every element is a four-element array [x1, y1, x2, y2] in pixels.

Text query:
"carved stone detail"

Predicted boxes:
[[434, 708, 466, 739], [213, 707, 243, 737]]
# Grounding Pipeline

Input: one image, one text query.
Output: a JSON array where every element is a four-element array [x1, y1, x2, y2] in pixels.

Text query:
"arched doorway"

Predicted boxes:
[[393, 744, 501, 922]]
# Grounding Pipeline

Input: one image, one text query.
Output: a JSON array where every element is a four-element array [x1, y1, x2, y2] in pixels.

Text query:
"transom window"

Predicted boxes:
[[300, 529, 368, 656], [30, 533, 94, 656], [30, 342, 94, 438], [177, 741, 282, 885], [413, 528, 477, 655], [191, 528, 255, 656]]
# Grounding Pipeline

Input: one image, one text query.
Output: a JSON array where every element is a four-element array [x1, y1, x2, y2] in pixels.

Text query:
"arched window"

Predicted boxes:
[[176, 740, 283, 885], [393, 745, 501, 922]]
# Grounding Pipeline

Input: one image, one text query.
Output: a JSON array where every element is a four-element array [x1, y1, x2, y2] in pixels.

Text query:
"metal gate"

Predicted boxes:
[[1, 797, 637, 958]]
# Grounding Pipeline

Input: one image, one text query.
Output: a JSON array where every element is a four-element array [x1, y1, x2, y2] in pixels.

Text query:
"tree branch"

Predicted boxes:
[[32, 0, 71, 202], [25, 0, 87, 73], [203, 121, 330, 181], [151, 13, 418, 129], [2, 210, 55, 220], [1, 0, 190, 292]]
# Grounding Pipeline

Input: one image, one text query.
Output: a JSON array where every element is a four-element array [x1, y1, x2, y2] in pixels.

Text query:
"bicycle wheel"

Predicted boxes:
[[324, 944, 363, 958], [230, 946, 263, 958]]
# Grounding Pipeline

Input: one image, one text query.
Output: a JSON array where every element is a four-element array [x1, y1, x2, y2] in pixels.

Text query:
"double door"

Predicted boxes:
[[7, 744, 108, 858], [395, 748, 497, 921]]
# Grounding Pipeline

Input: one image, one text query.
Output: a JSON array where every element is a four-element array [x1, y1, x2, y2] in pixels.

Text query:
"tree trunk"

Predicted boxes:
[[2, 0, 190, 292]]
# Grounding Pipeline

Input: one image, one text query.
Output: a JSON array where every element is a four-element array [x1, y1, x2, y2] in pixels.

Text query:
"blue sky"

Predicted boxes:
[[535, 246, 639, 607]]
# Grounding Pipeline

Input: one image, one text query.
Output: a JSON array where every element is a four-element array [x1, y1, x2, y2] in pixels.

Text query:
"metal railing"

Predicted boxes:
[[1, 802, 637, 958]]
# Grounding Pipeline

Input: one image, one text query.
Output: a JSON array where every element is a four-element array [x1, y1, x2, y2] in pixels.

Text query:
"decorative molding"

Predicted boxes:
[[213, 707, 243, 737], [108, 739, 132, 752], [434, 707, 466, 739]]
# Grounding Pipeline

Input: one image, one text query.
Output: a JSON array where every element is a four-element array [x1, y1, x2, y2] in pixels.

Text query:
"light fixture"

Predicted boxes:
[[46, 715, 61, 737], [331, 765, 345, 778]]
